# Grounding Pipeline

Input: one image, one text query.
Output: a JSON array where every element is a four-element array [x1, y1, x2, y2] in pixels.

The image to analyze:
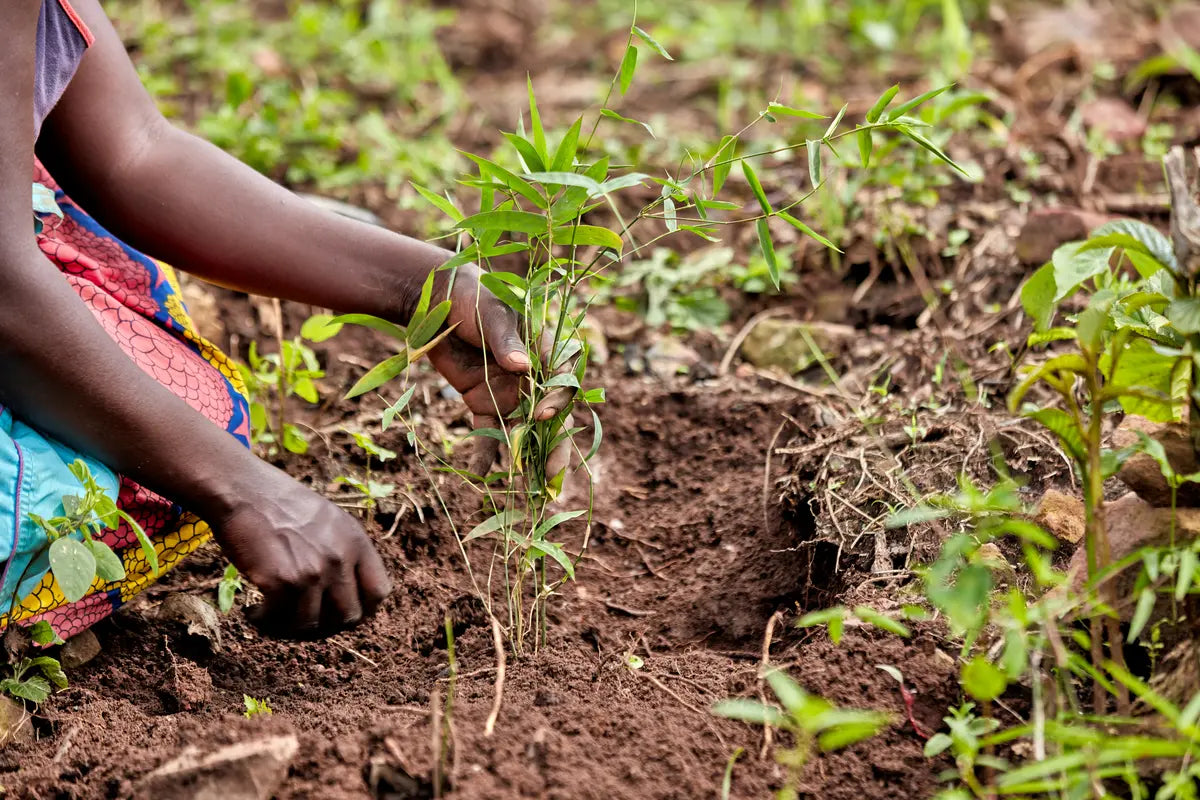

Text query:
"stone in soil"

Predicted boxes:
[[59, 629, 101, 669], [134, 734, 299, 800], [1111, 415, 1200, 507], [1034, 489, 1086, 544], [740, 319, 855, 374]]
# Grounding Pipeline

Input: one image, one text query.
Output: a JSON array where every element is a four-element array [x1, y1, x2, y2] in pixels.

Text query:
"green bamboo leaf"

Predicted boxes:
[[345, 352, 410, 399], [457, 209, 548, 236], [551, 117, 583, 172], [599, 108, 655, 138], [407, 300, 452, 349], [464, 509, 525, 543], [527, 76, 547, 164], [1177, 549, 1197, 601], [49, 537, 96, 604], [806, 140, 822, 188], [778, 212, 840, 251], [411, 182, 464, 223], [529, 540, 575, 579], [766, 102, 826, 120], [823, 104, 848, 139], [633, 25, 673, 60], [551, 224, 624, 252], [853, 606, 910, 637], [463, 153, 547, 209], [886, 85, 952, 120], [741, 160, 772, 215], [532, 510, 587, 540], [502, 132, 546, 173], [711, 135, 737, 196], [523, 171, 604, 195], [857, 128, 872, 167], [585, 409, 603, 462], [1129, 587, 1157, 642], [328, 314, 407, 341], [866, 85, 900, 123], [712, 699, 786, 727], [619, 44, 638, 94], [542, 373, 581, 390], [756, 218, 780, 290]]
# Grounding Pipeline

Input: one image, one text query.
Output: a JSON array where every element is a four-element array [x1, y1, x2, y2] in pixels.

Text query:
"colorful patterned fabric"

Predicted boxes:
[[0, 162, 251, 639]]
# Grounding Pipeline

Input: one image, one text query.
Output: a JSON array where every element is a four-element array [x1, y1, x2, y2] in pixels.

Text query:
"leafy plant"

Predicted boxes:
[[242, 695, 273, 718], [714, 668, 892, 800], [238, 317, 328, 456], [335, 431, 398, 526], [217, 564, 243, 614], [0, 656, 67, 704], [26, 460, 158, 606]]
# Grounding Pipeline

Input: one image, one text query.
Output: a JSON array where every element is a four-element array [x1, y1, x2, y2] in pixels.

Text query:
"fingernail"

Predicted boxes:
[[510, 352, 532, 369]]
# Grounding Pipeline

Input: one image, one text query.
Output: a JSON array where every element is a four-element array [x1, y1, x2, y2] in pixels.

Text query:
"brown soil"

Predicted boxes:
[[6, 1, 1194, 798]]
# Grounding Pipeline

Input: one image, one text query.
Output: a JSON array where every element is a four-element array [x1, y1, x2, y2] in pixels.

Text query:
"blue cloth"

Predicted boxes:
[[0, 408, 118, 609]]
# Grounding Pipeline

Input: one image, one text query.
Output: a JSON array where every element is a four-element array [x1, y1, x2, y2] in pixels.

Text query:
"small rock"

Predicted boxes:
[[1111, 416, 1200, 507], [158, 594, 222, 650], [134, 735, 299, 800], [60, 629, 101, 669], [0, 697, 33, 748], [533, 689, 562, 707], [1080, 98, 1147, 144], [740, 319, 855, 375], [1015, 208, 1110, 266], [976, 543, 1017, 587], [1068, 493, 1200, 599], [645, 338, 701, 378], [1034, 490, 1086, 544]]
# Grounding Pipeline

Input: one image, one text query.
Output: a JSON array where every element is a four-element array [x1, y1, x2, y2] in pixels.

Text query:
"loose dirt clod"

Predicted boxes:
[[1033, 489, 1086, 544], [134, 734, 299, 800]]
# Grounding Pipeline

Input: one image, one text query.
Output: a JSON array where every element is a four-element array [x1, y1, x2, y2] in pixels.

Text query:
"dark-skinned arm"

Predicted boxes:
[[36, 0, 569, 425], [0, 1, 391, 637]]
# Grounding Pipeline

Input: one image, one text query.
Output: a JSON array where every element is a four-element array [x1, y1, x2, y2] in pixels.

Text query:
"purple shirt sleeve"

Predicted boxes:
[[34, 0, 91, 138]]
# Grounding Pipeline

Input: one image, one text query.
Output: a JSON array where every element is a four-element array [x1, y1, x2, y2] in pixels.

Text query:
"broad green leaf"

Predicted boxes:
[[1008, 353, 1089, 412], [463, 509, 525, 543], [29, 621, 62, 646], [1107, 337, 1181, 422], [382, 385, 417, 431], [86, 539, 126, 583], [281, 424, 309, 455], [619, 44, 638, 94], [345, 352, 409, 399], [1052, 241, 1112, 302], [633, 26, 673, 60], [542, 373, 581, 390], [4, 676, 50, 703], [924, 733, 953, 757], [300, 314, 342, 343], [756, 218, 779, 290], [1023, 407, 1086, 464], [766, 102, 826, 120], [1091, 219, 1177, 272], [49, 537, 96, 604], [962, 657, 1007, 702], [1020, 261, 1057, 332], [458, 209, 548, 236], [817, 716, 890, 751], [765, 669, 808, 714], [712, 698, 785, 727], [1168, 297, 1200, 334], [741, 160, 771, 215], [867, 85, 900, 123], [551, 224, 624, 252]]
